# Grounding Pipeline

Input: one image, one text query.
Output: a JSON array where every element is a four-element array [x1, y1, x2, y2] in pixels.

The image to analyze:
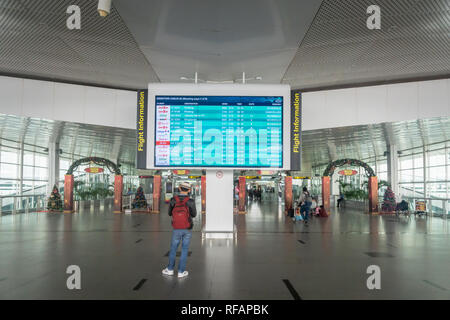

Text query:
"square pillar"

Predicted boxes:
[[113, 175, 123, 213], [63, 174, 74, 213], [322, 176, 331, 213], [238, 176, 246, 214], [152, 175, 161, 213], [387, 144, 399, 197], [285, 176, 293, 213], [201, 175, 206, 214], [368, 176, 378, 213], [47, 142, 60, 195]]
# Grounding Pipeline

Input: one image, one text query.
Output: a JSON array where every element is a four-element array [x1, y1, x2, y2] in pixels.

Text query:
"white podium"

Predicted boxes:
[[202, 170, 235, 239]]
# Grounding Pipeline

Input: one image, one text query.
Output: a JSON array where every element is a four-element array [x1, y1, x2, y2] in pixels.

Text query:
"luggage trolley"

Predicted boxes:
[[414, 200, 427, 217]]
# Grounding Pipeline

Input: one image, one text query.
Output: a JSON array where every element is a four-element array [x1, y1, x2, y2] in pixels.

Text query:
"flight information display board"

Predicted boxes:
[[154, 96, 283, 167]]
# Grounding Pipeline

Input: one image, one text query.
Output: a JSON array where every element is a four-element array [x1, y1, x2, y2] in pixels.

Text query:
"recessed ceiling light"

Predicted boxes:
[[98, 0, 112, 17]]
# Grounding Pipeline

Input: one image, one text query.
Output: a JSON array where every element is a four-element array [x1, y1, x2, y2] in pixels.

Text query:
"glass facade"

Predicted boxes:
[[0, 140, 48, 196], [311, 141, 450, 215], [0, 138, 138, 200]]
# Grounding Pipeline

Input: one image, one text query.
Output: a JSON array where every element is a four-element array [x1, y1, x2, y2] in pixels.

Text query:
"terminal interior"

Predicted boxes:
[[0, 0, 449, 299]]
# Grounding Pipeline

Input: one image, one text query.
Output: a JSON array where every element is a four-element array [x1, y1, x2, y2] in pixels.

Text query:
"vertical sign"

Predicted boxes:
[[136, 89, 148, 169], [290, 90, 302, 171]]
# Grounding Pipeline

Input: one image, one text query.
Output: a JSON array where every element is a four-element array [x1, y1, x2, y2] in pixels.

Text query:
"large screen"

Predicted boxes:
[[154, 95, 283, 167], [137, 83, 292, 170]]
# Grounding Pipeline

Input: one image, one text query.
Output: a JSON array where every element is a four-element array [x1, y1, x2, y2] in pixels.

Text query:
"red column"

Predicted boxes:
[[285, 176, 293, 214], [152, 175, 161, 213], [238, 176, 246, 214], [63, 174, 74, 213], [113, 175, 123, 213], [368, 176, 378, 213], [201, 175, 206, 214], [322, 176, 331, 213]]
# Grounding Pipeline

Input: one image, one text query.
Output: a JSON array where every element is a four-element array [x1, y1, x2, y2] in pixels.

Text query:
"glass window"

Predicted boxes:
[[35, 154, 48, 167], [399, 156, 413, 170], [1, 149, 18, 163], [0, 180, 19, 196], [1, 163, 18, 179], [34, 167, 48, 180], [428, 149, 445, 166], [400, 169, 414, 183], [23, 166, 34, 180], [24, 152, 34, 166], [428, 182, 446, 198], [428, 166, 446, 182], [413, 154, 424, 168], [60, 159, 70, 171], [413, 168, 424, 182]]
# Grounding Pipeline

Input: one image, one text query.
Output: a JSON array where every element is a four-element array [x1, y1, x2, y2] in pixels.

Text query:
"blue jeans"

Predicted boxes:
[[168, 229, 192, 273], [300, 202, 312, 221]]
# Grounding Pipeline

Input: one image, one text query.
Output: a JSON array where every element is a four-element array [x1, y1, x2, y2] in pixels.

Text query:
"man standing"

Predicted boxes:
[[162, 182, 197, 278]]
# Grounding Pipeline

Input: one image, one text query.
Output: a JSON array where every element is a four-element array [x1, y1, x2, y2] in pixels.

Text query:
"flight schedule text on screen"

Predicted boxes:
[[154, 96, 283, 167]]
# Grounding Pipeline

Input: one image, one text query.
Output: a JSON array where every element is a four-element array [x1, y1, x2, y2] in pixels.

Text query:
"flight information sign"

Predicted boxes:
[[154, 96, 283, 167]]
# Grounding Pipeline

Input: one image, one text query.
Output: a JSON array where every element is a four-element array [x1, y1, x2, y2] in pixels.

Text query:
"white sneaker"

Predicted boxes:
[[178, 271, 189, 278], [162, 268, 174, 276]]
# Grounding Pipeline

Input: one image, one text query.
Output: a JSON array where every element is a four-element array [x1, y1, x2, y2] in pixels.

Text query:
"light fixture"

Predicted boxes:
[[98, 0, 112, 17]]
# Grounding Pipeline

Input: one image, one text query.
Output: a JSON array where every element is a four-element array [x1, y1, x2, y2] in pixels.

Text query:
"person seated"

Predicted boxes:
[[132, 186, 148, 209], [47, 185, 63, 211], [313, 206, 320, 216], [319, 205, 328, 217], [395, 200, 409, 212]]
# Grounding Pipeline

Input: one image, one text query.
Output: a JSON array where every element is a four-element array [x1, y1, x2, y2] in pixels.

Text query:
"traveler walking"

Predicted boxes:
[[298, 187, 313, 225]]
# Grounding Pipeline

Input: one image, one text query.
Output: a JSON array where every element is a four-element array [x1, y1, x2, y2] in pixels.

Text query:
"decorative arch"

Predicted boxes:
[[63, 157, 123, 213], [321, 158, 378, 214], [67, 157, 121, 175], [323, 158, 375, 177]]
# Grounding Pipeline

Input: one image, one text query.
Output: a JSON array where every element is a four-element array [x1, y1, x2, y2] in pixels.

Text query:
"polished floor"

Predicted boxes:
[[0, 194, 449, 300]]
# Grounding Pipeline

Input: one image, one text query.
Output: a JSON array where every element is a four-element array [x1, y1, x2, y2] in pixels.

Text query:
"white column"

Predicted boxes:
[[47, 142, 60, 195], [387, 144, 399, 197], [203, 170, 234, 239]]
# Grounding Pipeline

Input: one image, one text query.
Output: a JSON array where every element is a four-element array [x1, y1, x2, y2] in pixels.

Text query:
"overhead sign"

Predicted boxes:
[[173, 170, 190, 175], [143, 84, 291, 170], [85, 167, 104, 174], [136, 89, 148, 169], [290, 90, 301, 171], [258, 170, 275, 175], [338, 170, 357, 176]]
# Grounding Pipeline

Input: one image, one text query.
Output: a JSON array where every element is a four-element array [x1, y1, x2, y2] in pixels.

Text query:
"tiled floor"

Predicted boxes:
[[0, 194, 449, 299]]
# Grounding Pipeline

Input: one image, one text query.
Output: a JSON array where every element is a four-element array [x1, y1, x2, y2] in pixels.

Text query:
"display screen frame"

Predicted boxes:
[[145, 83, 291, 170]]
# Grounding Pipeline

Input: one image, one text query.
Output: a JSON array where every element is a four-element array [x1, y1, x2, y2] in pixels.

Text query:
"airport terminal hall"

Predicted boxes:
[[0, 0, 450, 304]]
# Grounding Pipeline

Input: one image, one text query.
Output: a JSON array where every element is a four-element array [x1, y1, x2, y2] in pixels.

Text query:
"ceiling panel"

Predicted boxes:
[[115, 0, 323, 84], [284, 0, 450, 89], [0, 0, 159, 89]]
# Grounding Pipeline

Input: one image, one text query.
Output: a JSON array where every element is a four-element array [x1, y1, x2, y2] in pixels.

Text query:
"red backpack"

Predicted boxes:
[[172, 196, 191, 229]]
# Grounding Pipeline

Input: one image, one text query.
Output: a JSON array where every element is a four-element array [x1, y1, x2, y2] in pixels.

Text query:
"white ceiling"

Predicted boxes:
[[0, 0, 448, 90], [114, 0, 323, 84]]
